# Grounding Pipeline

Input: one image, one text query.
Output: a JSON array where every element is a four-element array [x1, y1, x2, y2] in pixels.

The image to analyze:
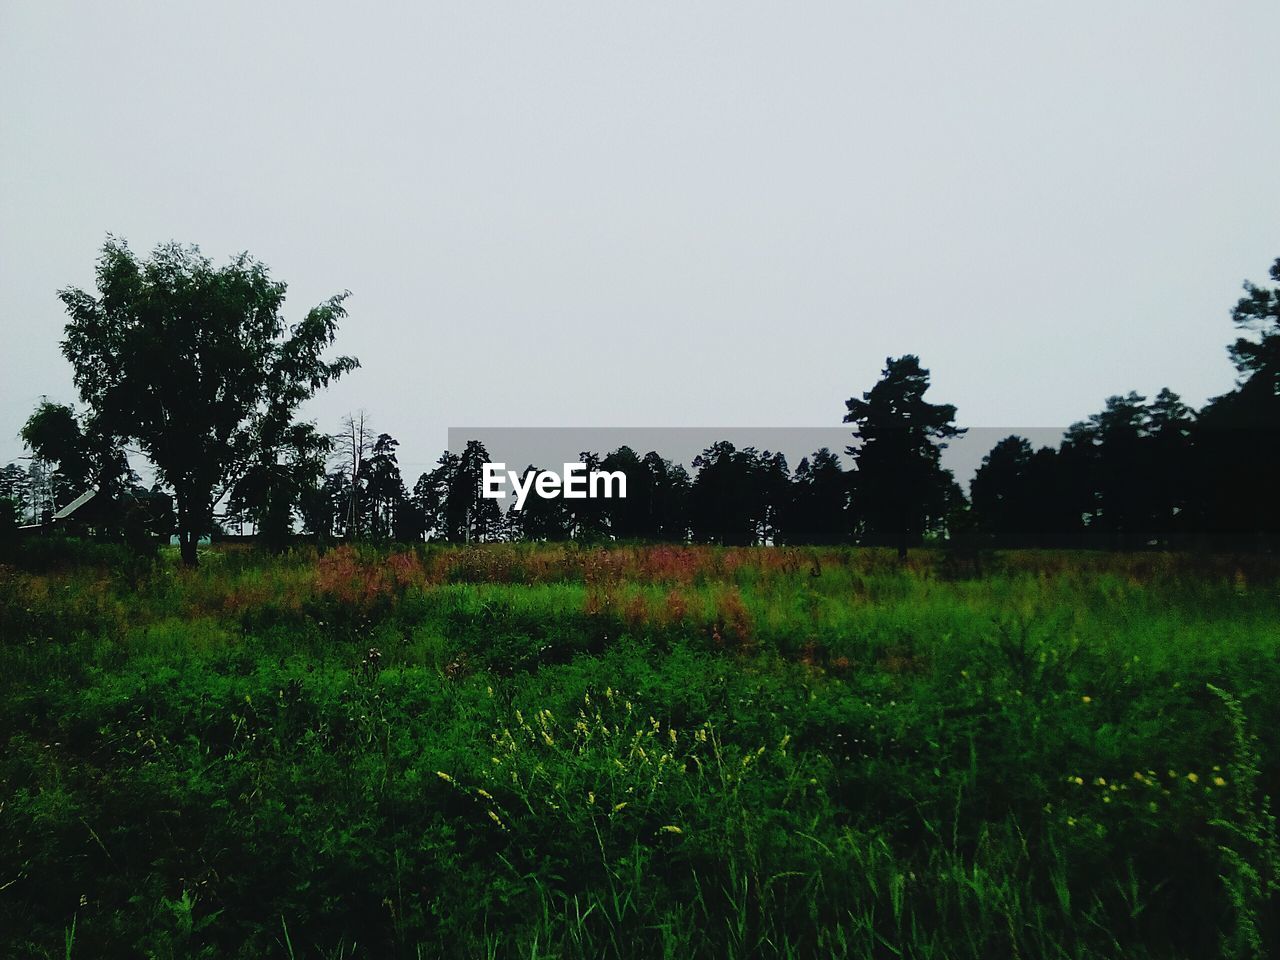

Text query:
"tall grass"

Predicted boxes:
[[2, 544, 1278, 957]]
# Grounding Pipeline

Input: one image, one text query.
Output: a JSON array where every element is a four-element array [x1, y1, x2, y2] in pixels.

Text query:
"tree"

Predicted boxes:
[[970, 436, 1039, 547], [1195, 258, 1280, 546], [642, 452, 691, 542], [844, 356, 964, 559], [227, 422, 332, 551], [689, 443, 787, 545], [20, 401, 95, 506], [598, 446, 648, 540], [0, 465, 32, 524], [414, 441, 501, 543], [1145, 388, 1196, 547], [1227, 256, 1280, 400], [783, 448, 850, 545], [505, 465, 573, 541], [332, 412, 376, 539], [58, 238, 358, 565], [364, 433, 408, 540]]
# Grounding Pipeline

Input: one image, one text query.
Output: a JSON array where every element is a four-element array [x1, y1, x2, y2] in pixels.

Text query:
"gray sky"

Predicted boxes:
[[3, 1, 1279, 485]]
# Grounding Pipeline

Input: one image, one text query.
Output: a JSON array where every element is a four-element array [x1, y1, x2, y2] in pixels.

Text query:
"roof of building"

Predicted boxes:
[[52, 487, 98, 521]]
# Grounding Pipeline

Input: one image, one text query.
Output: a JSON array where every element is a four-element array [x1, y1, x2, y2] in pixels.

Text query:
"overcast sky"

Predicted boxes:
[[3, 1, 1279, 482]]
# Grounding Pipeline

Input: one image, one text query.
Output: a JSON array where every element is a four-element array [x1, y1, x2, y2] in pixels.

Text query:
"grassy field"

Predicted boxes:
[[2, 543, 1279, 958]]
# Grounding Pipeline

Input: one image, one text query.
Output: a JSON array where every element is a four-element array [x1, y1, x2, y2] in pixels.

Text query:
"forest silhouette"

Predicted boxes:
[[3, 240, 1279, 561]]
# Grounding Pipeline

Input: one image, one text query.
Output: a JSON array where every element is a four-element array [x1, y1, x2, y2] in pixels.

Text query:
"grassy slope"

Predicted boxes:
[[2, 544, 1279, 958]]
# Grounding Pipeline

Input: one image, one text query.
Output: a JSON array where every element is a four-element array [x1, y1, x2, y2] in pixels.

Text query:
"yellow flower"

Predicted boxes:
[[613, 801, 628, 813], [1081, 695, 1092, 704], [587, 791, 595, 805], [1186, 772, 1199, 784], [1213, 776, 1227, 787], [659, 825, 683, 835], [435, 770, 456, 785], [1069, 776, 1084, 786], [1094, 777, 1107, 787], [476, 788, 494, 801]]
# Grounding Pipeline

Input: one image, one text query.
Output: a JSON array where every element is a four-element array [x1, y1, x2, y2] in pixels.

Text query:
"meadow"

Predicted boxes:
[[2, 542, 1278, 958]]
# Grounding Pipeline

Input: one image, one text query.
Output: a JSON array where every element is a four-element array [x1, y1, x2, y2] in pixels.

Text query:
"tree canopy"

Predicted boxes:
[[57, 238, 358, 564]]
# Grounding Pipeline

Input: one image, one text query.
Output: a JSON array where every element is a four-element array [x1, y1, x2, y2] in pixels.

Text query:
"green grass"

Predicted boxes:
[[1, 543, 1278, 957]]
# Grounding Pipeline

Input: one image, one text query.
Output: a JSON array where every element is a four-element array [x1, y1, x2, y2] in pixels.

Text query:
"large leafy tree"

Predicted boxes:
[[58, 238, 358, 565], [844, 356, 964, 558]]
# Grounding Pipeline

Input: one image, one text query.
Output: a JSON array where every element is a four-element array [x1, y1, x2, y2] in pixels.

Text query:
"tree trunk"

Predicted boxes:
[[179, 530, 198, 567], [176, 492, 200, 567]]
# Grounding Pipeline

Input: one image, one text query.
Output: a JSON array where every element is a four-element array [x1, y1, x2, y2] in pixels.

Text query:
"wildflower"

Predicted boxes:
[[659, 825, 683, 835], [1066, 816, 1077, 826], [1081, 695, 1092, 704], [1186, 772, 1199, 784], [778, 734, 791, 750], [487, 810, 506, 829], [436, 771, 456, 785], [1213, 776, 1227, 787], [612, 801, 628, 813], [476, 788, 494, 801], [1093, 777, 1107, 787], [1069, 775, 1084, 786], [587, 791, 595, 805]]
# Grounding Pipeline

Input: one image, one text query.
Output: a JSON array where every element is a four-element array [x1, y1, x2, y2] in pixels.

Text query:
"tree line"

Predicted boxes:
[[2, 238, 1278, 563]]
